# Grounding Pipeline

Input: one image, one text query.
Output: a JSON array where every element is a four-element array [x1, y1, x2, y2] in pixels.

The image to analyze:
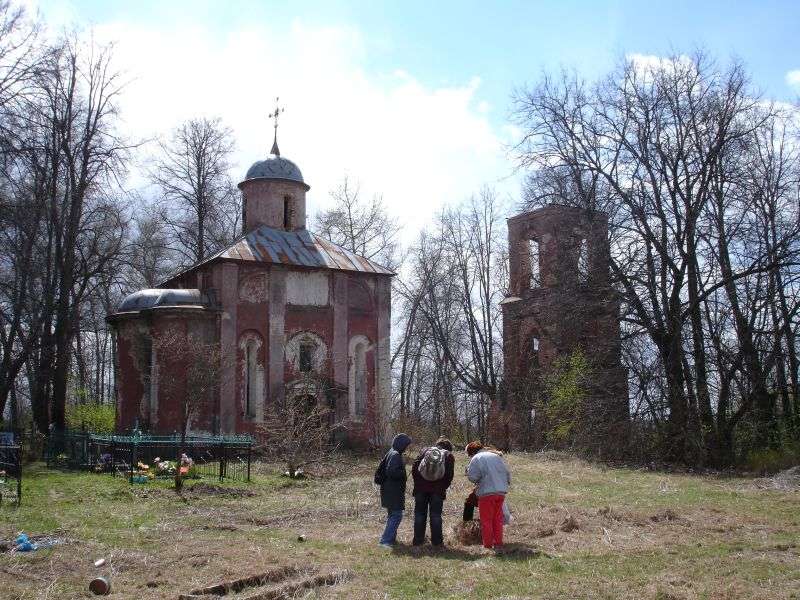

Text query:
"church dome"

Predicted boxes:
[[244, 154, 305, 185], [116, 288, 210, 312]]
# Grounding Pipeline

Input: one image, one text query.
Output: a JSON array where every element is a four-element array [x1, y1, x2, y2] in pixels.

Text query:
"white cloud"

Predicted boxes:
[[625, 53, 694, 82], [787, 70, 800, 91], [43, 13, 517, 245]]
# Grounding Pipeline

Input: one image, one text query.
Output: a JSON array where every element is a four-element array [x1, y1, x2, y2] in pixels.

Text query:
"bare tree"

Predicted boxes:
[[150, 117, 239, 267], [512, 52, 800, 465], [257, 369, 341, 478], [0, 1, 45, 423], [313, 176, 401, 271], [42, 38, 130, 432], [0, 31, 131, 432], [394, 188, 507, 440], [127, 205, 173, 288], [0, 0, 41, 157]]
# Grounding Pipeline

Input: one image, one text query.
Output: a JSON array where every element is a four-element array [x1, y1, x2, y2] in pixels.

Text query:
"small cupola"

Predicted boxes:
[[238, 99, 309, 233]]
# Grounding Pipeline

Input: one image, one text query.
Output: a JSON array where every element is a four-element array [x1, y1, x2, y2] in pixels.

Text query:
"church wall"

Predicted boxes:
[[113, 320, 147, 433], [111, 261, 391, 447], [345, 275, 381, 444], [111, 309, 220, 436], [152, 314, 219, 435]]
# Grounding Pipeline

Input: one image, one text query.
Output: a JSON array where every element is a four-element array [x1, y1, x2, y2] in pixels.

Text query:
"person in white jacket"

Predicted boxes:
[[465, 441, 510, 549]]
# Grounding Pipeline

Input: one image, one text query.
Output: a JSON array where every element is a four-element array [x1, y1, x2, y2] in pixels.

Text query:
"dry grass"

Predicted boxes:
[[1, 452, 799, 599]]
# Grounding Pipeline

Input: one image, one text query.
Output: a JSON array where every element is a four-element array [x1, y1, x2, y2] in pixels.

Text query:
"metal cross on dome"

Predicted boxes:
[[269, 97, 284, 156]]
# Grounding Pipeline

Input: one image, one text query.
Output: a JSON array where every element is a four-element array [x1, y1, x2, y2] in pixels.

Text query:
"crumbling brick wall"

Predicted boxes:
[[496, 204, 628, 452]]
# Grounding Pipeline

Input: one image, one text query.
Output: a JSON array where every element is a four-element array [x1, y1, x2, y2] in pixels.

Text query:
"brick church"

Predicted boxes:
[[495, 204, 629, 451], [108, 131, 393, 445]]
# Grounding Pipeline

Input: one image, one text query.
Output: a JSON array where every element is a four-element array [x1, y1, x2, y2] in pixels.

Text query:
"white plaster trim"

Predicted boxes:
[[238, 272, 269, 303], [286, 271, 329, 306]]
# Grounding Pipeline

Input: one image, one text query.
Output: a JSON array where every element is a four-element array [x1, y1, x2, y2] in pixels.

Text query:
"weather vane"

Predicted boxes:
[[269, 97, 284, 156]]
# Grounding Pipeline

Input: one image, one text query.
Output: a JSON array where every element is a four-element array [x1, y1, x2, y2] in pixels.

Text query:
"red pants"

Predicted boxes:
[[478, 494, 505, 548]]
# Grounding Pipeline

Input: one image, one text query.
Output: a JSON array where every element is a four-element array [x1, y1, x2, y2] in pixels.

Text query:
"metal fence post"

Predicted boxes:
[[130, 442, 136, 483], [247, 445, 251, 482], [16, 446, 21, 505], [218, 441, 224, 482]]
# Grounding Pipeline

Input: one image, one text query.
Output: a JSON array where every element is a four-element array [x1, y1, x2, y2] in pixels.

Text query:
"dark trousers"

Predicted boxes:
[[413, 492, 444, 545], [463, 501, 475, 521]]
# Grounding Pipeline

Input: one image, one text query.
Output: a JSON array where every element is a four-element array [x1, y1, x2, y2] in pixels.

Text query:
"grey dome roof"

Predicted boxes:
[[117, 289, 210, 312], [244, 154, 305, 185]]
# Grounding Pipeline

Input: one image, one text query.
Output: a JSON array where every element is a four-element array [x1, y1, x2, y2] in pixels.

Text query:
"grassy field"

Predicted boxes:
[[0, 451, 798, 599]]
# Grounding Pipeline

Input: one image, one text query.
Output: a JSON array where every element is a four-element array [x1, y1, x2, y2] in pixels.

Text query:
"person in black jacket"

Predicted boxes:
[[411, 437, 455, 546], [379, 433, 412, 547]]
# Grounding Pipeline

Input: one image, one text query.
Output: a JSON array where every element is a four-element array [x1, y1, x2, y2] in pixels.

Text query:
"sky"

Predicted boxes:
[[26, 0, 800, 242]]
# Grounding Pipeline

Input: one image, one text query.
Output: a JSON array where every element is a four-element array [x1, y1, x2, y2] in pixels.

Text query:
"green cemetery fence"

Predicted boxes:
[[0, 442, 22, 506], [45, 430, 253, 483]]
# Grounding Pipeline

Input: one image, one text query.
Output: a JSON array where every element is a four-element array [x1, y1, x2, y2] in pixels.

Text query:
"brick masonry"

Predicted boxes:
[[495, 204, 628, 450]]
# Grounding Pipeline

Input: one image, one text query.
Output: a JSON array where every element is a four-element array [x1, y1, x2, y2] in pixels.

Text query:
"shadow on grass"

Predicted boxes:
[[389, 542, 546, 562], [493, 543, 550, 561]]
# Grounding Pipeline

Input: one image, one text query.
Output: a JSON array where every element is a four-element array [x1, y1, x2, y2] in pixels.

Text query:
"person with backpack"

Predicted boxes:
[[465, 440, 511, 550], [375, 433, 412, 548], [411, 437, 455, 546]]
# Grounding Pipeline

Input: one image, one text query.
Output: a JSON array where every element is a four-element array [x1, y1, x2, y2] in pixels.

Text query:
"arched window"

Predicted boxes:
[[150, 345, 158, 419], [577, 238, 589, 283], [528, 239, 541, 288], [139, 335, 157, 428], [354, 343, 367, 416], [245, 339, 258, 418], [349, 335, 370, 419], [240, 332, 264, 420], [283, 196, 291, 229], [286, 332, 327, 374], [530, 336, 540, 366], [299, 341, 314, 372]]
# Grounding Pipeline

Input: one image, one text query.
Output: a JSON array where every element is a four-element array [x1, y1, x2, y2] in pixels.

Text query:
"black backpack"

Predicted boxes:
[[374, 452, 389, 485]]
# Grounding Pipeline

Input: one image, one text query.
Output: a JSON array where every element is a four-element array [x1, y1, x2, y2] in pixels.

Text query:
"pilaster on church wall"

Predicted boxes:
[[375, 276, 392, 444], [267, 266, 287, 407], [218, 262, 239, 434], [332, 272, 349, 421]]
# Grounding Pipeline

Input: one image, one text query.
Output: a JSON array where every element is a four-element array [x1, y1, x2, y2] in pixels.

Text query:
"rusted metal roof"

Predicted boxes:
[[199, 225, 394, 275]]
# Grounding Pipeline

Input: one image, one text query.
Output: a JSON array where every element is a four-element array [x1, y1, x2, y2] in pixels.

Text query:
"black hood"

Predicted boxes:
[[391, 433, 411, 453]]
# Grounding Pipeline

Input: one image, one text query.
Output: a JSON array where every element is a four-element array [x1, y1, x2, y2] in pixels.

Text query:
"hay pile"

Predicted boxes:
[[453, 520, 482, 546], [753, 465, 800, 491]]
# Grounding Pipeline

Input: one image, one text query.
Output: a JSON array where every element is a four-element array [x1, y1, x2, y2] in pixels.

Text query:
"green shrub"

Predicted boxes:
[[543, 348, 589, 445], [65, 403, 116, 433]]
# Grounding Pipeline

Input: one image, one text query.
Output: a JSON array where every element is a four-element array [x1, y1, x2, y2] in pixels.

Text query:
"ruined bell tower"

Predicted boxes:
[[497, 204, 628, 451]]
